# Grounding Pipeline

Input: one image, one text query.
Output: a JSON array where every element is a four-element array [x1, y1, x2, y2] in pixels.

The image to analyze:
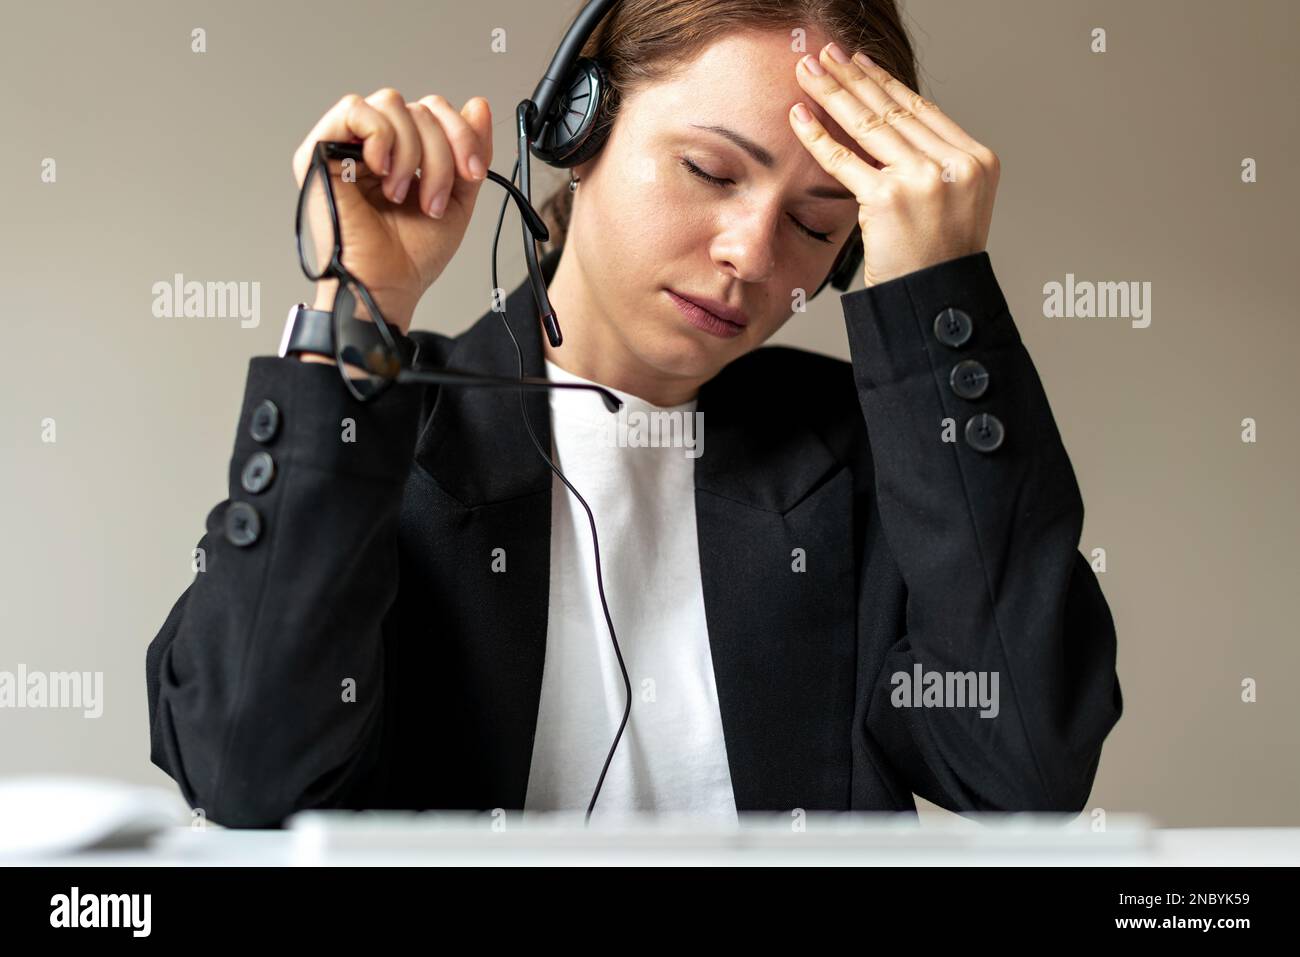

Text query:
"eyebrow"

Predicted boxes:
[[688, 123, 857, 200]]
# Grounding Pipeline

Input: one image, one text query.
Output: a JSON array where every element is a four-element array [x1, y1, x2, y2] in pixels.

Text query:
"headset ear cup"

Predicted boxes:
[[529, 57, 613, 169], [813, 231, 863, 298], [830, 232, 863, 291]]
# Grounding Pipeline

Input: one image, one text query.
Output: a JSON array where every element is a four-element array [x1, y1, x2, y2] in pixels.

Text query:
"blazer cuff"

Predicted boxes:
[[229, 356, 423, 485], [840, 251, 1020, 390]]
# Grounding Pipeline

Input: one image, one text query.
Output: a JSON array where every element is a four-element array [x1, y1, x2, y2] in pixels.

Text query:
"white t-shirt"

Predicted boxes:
[[523, 358, 738, 820]]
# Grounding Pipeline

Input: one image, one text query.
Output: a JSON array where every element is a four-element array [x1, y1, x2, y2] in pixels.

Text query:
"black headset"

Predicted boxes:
[[488, 0, 862, 823]]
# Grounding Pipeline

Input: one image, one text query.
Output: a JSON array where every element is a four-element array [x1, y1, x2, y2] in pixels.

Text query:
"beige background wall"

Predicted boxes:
[[2, 0, 1296, 825]]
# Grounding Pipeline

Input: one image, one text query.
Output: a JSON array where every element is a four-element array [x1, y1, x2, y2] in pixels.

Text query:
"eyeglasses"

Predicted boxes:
[[295, 140, 621, 412]]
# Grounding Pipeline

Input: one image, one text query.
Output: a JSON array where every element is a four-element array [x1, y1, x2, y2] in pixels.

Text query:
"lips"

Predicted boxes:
[[665, 287, 748, 340], [673, 291, 749, 326], [667, 289, 749, 340]]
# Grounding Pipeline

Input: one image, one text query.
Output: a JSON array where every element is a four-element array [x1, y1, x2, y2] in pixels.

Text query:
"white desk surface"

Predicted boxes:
[[7, 826, 1300, 867]]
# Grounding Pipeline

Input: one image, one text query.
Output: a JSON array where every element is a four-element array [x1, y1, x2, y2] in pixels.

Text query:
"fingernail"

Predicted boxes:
[[429, 190, 448, 218], [801, 54, 826, 77], [852, 51, 874, 69], [826, 42, 851, 64], [382, 150, 392, 176], [792, 103, 813, 124], [393, 176, 411, 204], [468, 155, 486, 180]]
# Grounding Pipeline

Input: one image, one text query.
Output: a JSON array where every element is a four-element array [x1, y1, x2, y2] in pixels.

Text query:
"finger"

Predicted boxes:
[[405, 102, 456, 218], [293, 93, 393, 187], [820, 43, 968, 169], [364, 88, 422, 204], [342, 97, 398, 183], [788, 100, 879, 204], [462, 96, 494, 173], [418, 94, 491, 186], [796, 52, 917, 170], [848, 49, 994, 174]]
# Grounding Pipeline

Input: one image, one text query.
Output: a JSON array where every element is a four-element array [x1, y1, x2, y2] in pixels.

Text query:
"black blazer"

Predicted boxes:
[[146, 248, 1122, 828]]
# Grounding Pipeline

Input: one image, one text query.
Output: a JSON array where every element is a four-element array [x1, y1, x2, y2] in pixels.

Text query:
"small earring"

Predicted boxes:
[[568, 169, 581, 192]]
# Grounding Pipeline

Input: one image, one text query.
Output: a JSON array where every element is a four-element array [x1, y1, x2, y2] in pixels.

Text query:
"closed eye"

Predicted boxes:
[[678, 156, 834, 244]]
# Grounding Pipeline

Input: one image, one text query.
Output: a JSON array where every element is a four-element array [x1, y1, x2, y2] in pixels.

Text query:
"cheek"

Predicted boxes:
[[591, 164, 712, 258]]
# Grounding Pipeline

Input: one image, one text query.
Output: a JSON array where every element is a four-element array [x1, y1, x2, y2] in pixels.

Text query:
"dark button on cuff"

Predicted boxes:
[[249, 399, 280, 444], [949, 359, 990, 400], [224, 501, 262, 547], [240, 451, 276, 495], [933, 307, 973, 348], [964, 413, 1005, 453]]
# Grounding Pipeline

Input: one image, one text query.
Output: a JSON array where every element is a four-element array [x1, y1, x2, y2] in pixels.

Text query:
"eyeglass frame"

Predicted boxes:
[[295, 140, 410, 402]]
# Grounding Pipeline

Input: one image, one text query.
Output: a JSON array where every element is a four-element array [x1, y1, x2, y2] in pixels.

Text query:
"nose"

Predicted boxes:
[[709, 204, 779, 284]]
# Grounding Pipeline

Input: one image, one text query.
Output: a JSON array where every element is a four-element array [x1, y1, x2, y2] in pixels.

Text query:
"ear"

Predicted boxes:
[[571, 157, 597, 185]]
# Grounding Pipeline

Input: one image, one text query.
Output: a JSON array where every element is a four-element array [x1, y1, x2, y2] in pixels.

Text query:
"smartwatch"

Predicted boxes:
[[278, 303, 333, 359], [278, 302, 418, 365]]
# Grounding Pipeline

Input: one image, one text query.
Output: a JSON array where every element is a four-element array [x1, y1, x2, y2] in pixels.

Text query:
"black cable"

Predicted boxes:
[[489, 155, 632, 826]]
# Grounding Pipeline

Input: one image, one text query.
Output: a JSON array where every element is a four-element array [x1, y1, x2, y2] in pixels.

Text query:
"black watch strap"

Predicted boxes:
[[280, 303, 416, 365], [281, 305, 334, 358]]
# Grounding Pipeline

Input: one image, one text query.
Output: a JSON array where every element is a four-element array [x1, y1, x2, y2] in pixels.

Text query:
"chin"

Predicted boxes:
[[637, 324, 739, 381]]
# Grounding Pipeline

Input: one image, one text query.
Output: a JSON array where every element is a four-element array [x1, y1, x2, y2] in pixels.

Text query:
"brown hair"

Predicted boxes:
[[538, 0, 921, 258]]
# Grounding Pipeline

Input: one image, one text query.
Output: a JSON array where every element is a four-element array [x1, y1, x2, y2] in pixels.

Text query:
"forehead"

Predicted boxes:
[[628, 27, 873, 167]]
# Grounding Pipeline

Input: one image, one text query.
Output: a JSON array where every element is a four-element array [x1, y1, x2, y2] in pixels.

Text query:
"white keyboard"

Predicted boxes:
[[284, 809, 1155, 864]]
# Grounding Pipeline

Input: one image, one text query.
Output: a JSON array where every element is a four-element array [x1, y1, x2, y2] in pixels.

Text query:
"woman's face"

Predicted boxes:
[[563, 26, 873, 388]]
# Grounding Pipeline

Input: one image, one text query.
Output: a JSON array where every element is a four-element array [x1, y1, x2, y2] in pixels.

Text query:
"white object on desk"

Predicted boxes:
[[285, 809, 1157, 865], [0, 775, 191, 859]]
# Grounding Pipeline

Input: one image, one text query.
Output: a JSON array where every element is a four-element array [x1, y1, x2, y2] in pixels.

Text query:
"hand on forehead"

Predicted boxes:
[[799, 98, 882, 169], [786, 29, 885, 169], [628, 27, 879, 173]]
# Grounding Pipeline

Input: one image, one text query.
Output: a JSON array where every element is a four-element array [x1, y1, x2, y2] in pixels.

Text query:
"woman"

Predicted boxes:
[[146, 0, 1122, 828]]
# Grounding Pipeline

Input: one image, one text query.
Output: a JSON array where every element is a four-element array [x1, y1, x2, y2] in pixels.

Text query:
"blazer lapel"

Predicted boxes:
[[694, 365, 859, 811], [415, 256, 556, 506]]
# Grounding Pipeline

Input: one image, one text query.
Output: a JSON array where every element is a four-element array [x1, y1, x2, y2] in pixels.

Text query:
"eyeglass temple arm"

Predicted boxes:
[[396, 367, 622, 414], [319, 140, 549, 242]]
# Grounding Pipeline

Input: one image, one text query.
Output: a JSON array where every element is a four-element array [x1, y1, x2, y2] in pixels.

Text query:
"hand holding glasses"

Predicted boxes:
[[295, 140, 621, 412]]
